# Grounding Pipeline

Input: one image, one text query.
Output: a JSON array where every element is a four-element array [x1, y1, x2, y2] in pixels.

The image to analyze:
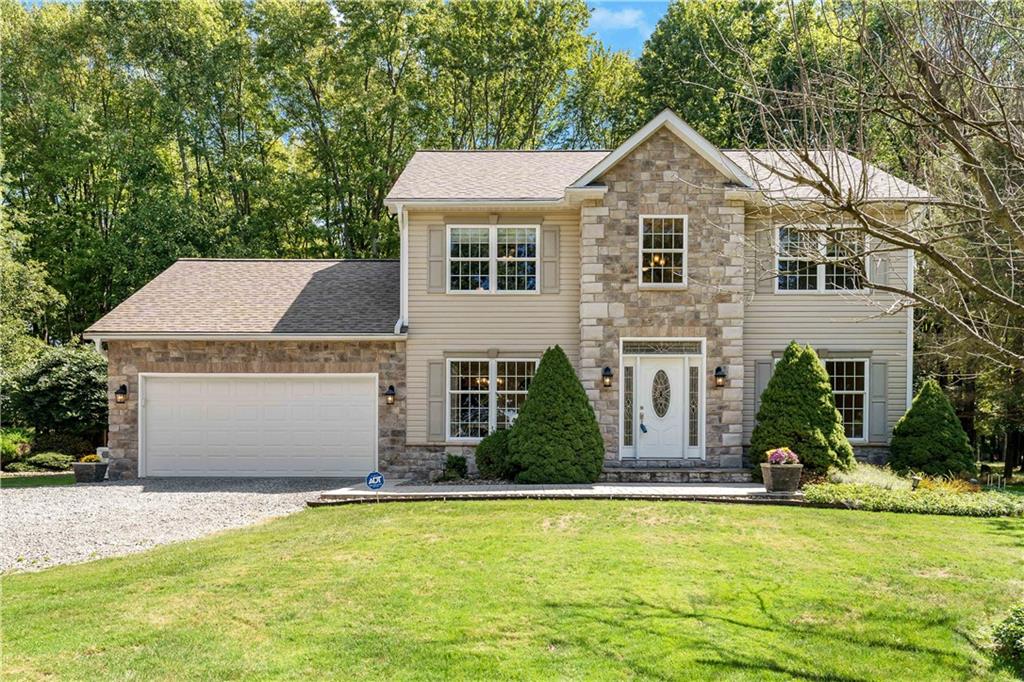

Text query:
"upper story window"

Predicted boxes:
[[639, 215, 688, 287], [448, 225, 537, 293], [776, 226, 865, 292]]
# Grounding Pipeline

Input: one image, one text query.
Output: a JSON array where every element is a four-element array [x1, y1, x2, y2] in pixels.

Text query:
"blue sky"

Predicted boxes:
[[587, 1, 670, 56]]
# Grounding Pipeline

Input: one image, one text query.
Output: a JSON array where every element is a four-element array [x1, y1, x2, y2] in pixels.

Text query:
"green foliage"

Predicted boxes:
[[3, 462, 41, 473], [31, 431, 95, 458], [508, 345, 604, 484], [475, 429, 515, 481], [25, 452, 75, 471], [6, 344, 107, 438], [828, 463, 911, 491], [993, 603, 1024, 672], [1, 428, 34, 469], [890, 380, 975, 477], [438, 454, 468, 482], [802, 483, 1024, 517], [749, 342, 855, 476]]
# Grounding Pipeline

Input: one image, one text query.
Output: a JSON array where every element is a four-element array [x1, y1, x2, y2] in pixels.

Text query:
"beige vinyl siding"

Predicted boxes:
[[742, 211, 912, 444], [406, 208, 581, 444]]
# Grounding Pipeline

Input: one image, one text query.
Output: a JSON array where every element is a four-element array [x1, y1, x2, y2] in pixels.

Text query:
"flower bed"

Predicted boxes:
[[803, 482, 1024, 517]]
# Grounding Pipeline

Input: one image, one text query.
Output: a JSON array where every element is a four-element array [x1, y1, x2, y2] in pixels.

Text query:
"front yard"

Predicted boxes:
[[3, 500, 1023, 680]]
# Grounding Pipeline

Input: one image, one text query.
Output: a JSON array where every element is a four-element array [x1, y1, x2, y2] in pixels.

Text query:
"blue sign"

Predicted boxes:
[[366, 471, 385, 491]]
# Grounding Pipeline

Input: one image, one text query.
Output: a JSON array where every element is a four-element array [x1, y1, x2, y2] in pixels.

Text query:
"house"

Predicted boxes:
[[85, 110, 927, 481]]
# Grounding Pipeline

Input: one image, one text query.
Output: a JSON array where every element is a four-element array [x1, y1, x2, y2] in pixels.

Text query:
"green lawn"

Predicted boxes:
[[0, 473, 75, 488], [3, 501, 1023, 680]]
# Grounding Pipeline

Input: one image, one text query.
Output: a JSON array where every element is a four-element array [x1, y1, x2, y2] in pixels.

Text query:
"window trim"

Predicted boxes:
[[445, 357, 539, 443], [774, 226, 867, 294], [446, 224, 540, 295], [638, 214, 689, 289]]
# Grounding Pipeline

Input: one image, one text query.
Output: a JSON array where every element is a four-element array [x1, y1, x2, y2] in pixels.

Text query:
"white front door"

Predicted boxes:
[[638, 357, 685, 458]]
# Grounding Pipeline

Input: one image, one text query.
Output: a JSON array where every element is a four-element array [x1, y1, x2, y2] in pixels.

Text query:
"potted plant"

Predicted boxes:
[[761, 447, 802, 494], [72, 454, 108, 483]]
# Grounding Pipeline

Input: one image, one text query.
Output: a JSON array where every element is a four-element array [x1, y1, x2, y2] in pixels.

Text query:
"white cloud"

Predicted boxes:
[[590, 6, 648, 32]]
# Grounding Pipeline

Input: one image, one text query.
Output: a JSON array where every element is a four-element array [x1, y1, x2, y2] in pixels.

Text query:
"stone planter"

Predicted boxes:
[[761, 463, 803, 493], [72, 461, 108, 483]]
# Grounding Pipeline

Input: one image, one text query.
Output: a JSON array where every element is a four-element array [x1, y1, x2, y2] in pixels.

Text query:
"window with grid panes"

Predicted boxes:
[[640, 216, 687, 286]]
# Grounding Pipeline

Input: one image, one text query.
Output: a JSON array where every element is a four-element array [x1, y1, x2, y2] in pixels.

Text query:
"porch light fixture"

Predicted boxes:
[[714, 366, 727, 388], [384, 385, 396, 406], [114, 384, 128, 404], [602, 366, 613, 388]]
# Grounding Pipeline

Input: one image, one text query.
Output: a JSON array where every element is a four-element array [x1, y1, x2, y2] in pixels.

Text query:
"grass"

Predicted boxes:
[[3, 501, 1023, 680], [0, 473, 75, 488]]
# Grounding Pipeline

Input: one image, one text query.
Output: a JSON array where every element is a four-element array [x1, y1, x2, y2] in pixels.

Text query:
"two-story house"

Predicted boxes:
[[86, 110, 925, 480]]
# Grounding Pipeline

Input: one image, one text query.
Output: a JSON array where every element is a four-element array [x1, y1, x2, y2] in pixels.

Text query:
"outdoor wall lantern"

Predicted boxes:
[[602, 366, 614, 388], [384, 385, 396, 405], [114, 384, 129, 404], [714, 366, 727, 388]]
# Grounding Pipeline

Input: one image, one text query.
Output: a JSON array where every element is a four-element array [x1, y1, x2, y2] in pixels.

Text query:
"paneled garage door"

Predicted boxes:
[[140, 374, 377, 477]]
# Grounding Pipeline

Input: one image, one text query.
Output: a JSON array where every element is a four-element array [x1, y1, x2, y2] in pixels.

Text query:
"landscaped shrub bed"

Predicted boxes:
[[803, 482, 1024, 517], [994, 602, 1024, 674]]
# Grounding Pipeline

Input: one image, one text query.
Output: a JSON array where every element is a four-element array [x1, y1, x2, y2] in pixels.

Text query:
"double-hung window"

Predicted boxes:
[[825, 359, 867, 441], [448, 225, 538, 293], [776, 226, 865, 292], [639, 215, 688, 287], [448, 358, 537, 439]]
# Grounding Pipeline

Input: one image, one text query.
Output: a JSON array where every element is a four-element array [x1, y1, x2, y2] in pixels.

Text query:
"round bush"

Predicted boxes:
[[475, 429, 515, 480], [6, 343, 107, 438], [25, 452, 75, 471], [889, 379, 975, 477], [749, 341, 854, 477], [32, 432, 94, 458], [508, 345, 604, 484], [993, 602, 1024, 672]]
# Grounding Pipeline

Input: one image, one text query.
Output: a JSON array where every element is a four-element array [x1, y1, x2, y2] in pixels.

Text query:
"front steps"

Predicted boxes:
[[600, 462, 752, 483]]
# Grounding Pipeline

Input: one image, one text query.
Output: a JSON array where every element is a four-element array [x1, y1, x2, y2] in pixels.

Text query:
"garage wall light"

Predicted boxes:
[[384, 385, 396, 405], [114, 384, 129, 404]]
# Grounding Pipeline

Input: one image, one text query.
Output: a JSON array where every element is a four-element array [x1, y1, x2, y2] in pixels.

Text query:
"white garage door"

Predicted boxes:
[[141, 374, 377, 477]]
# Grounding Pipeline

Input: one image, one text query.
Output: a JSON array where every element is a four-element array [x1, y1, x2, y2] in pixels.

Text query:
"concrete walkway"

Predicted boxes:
[[312, 480, 791, 507]]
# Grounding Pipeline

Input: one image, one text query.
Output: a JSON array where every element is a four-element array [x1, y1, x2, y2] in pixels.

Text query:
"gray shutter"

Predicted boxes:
[[428, 226, 446, 293], [869, 361, 888, 442], [872, 256, 890, 287], [755, 227, 774, 294], [540, 226, 559, 294], [754, 360, 774, 418], [428, 360, 446, 442]]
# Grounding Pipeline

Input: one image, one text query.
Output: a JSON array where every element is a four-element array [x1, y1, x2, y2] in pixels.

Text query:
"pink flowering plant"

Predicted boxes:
[[766, 447, 800, 465]]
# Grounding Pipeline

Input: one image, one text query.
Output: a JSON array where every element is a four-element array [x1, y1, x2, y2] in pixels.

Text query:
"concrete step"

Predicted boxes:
[[600, 467, 753, 483]]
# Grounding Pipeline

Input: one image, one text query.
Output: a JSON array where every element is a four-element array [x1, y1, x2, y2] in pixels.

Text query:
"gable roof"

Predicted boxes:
[[86, 259, 401, 337], [386, 150, 608, 202], [723, 150, 935, 202], [570, 109, 755, 188]]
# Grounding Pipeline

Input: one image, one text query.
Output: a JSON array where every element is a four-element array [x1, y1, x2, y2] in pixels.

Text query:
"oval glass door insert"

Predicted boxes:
[[651, 369, 671, 418]]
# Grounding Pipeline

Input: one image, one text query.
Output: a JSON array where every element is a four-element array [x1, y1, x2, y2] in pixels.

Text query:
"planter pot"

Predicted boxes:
[[72, 461, 108, 483], [761, 463, 803, 493]]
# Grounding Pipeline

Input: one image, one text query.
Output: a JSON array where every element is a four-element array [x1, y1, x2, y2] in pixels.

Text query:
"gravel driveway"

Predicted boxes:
[[1, 478, 347, 573]]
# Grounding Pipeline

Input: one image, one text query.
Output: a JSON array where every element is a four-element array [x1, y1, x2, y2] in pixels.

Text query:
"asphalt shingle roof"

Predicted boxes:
[[86, 259, 400, 335], [386, 150, 610, 201]]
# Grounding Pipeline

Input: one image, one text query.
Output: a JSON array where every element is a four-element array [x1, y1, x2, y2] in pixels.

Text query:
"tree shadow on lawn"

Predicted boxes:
[[984, 517, 1024, 549], [541, 589, 972, 681]]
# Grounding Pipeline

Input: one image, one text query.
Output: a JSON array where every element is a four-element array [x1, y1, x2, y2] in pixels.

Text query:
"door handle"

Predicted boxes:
[[639, 407, 647, 433]]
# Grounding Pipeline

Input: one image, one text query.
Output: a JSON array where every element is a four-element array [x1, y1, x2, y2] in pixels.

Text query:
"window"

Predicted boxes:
[[448, 225, 537, 293], [776, 227, 865, 292], [447, 358, 537, 439], [825, 360, 867, 441], [640, 215, 687, 287]]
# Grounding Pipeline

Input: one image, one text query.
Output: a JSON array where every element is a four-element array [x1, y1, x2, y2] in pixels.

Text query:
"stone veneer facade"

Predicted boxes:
[[577, 127, 747, 468], [105, 340, 406, 480]]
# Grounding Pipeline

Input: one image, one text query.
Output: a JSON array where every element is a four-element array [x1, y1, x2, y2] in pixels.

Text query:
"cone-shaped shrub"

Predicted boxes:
[[749, 341, 855, 475], [889, 379, 975, 476], [508, 345, 604, 483]]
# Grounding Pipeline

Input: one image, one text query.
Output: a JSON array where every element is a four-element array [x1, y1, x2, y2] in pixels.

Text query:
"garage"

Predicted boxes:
[[140, 374, 377, 477]]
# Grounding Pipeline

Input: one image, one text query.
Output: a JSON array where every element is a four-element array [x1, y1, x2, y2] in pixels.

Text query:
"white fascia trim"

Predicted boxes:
[[571, 109, 755, 189], [85, 333, 406, 342], [396, 203, 409, 334]]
